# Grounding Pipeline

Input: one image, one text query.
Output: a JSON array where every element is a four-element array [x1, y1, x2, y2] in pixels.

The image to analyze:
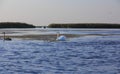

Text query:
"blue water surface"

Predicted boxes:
[[0, 30, 120, 74]]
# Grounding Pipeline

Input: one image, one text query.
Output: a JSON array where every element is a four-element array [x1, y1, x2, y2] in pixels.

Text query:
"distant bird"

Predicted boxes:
[[2, 32, 12, 41], [56, 32, 66, 41]]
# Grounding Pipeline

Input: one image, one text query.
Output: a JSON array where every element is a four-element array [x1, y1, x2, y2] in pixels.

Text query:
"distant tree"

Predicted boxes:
[[48, 23, 120, 28], [0, 22, 35, 28]]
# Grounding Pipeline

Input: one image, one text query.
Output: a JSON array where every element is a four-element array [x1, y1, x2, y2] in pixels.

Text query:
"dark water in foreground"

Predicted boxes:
[[0, 29, 120, 74]]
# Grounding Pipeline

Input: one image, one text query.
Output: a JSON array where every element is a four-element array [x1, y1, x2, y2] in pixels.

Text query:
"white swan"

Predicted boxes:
[[56, 32, 66, 41]]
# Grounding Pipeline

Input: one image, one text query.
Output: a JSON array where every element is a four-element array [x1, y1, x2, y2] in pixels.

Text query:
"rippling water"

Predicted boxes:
[[0, 29, 120, 74]]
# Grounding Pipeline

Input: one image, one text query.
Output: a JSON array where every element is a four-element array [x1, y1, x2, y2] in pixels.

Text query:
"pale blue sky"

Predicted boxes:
[[0, 0, 120, 26]]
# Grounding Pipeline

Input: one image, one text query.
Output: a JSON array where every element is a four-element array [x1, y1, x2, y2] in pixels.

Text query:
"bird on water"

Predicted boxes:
[[2, 32, 12, 41], [56, 32, 66, 41]]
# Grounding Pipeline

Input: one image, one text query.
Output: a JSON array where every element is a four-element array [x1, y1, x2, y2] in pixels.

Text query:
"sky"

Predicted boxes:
[[0, 0, 120, 26]]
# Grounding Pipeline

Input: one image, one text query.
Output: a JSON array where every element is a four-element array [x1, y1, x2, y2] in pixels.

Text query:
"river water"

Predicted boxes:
[[0, 28, 120, 74]]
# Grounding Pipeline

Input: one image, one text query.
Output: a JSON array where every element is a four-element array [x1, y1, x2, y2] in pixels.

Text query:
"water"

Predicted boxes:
[[0, 28, 120, 74], [0, 28, 120, 36]]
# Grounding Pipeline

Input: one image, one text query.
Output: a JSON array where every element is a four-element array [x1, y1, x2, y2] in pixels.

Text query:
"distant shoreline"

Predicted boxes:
[[48, 23, 120, 28], [0, 22, 35, 28]]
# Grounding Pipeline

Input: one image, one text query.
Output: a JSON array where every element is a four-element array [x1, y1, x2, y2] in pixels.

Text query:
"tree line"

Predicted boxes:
[[48, 23, 120, 28], [0, 22, 35, 28]]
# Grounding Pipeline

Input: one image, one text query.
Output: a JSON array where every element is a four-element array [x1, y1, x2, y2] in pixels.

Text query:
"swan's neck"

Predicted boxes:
[[3, 32, 5, 41], [57, 33, 59, 38], [57, 32, 60, 38]]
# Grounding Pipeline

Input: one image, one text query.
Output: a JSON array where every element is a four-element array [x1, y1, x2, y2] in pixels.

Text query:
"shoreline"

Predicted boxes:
[[0, 34, 120, 41], [0, 34, 80, 41]]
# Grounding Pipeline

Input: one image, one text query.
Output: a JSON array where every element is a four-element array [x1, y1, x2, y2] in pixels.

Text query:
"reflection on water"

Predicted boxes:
[[0, 29, 120, 74]]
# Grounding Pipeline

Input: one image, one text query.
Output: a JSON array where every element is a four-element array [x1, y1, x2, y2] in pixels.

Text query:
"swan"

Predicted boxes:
[[2, 32, 12, 41], [56, 32, 66, 41]]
